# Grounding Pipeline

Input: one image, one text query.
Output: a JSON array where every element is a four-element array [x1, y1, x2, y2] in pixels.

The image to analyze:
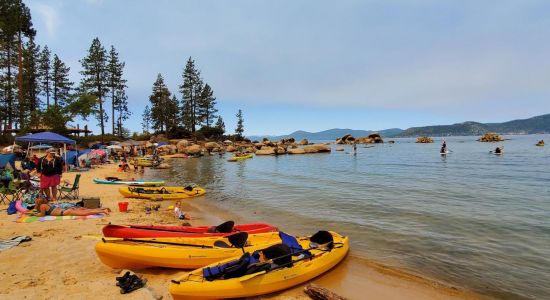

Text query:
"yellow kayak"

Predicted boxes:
[[169, 231, 349, 299], [95, 232, 281, 269], [134, 159, 158, 167], [118, 186, 206, 200], [228, 154, 253, 162]]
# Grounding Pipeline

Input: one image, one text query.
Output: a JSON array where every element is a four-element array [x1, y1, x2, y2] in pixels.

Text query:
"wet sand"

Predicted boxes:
[[0, 162, 483, 299]]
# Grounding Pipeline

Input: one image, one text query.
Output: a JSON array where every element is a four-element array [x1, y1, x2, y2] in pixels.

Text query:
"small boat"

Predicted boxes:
[[95, 232, 281, 269], [93, 177, 165, 186], [169, 231, 349, 299], [227, 154, 253, 162], [118, 186, 206, 200], [102, 221, 278, 238]]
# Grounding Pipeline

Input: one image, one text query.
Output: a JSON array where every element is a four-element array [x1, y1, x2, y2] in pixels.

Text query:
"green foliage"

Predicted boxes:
[[51, 54, 73, 107], [38, 45, 51, 106], [179, 57, 203, 132], [79, 37, 108, 139], [149, 74, 178, 137], [141, 105, 151, 133], [131, 132, 152, 141], [40, 105, 71, 134], [107, 45, 128, 135], [235, 109, 244, 139], [20, 36, 41, 128], [198, 126, 224, 139], [198, 83, 217, 127], [215, 116, 225, 133]]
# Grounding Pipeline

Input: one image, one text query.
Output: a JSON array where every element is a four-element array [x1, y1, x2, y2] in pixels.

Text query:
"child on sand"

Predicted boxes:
[[174, 201, 190, 220]]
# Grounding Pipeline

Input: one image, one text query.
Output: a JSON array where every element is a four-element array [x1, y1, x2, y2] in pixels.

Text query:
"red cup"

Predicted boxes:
[[118, 202, 129, 212]]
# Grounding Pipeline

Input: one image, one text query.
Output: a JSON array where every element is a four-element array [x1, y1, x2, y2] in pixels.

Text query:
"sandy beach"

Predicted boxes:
[[0, 161, 483, 300]]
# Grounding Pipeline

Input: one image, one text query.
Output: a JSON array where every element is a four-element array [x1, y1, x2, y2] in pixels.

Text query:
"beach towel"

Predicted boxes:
[[15, 214, 104, 223], [0, 236, 32, 251]]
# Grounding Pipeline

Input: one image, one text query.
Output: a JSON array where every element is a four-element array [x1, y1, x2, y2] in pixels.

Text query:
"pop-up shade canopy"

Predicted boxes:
[[15, 132, 76, 144]]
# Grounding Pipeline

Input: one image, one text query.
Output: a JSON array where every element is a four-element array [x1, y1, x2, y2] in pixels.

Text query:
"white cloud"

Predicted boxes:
[[32, 3, 59, 37]]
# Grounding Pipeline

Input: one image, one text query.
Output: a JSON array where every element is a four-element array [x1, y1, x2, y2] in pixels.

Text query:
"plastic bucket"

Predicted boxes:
[[118, 202, 129, 212]]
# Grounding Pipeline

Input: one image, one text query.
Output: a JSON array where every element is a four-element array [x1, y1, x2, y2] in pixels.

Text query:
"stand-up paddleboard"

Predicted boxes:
[[440, 151, 449, 155]]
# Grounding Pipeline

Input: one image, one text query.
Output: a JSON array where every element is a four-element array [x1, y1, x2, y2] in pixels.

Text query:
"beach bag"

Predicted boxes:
[[7, 201, 17, 215]]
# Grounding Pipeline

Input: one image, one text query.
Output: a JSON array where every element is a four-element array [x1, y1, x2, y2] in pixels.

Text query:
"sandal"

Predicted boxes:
[[120, 275, 145, 294]]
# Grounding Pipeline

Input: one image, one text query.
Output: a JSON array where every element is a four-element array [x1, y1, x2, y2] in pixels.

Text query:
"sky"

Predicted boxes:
[[25, 0, 550, 136]]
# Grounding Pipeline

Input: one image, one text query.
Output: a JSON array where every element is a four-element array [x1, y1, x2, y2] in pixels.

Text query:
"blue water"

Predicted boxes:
[[151, 134, 550, 299]]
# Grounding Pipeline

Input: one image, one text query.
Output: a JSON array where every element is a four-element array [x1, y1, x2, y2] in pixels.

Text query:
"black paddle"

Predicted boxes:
[[102, 231, 248, 249], [106, 221, 236, 235]]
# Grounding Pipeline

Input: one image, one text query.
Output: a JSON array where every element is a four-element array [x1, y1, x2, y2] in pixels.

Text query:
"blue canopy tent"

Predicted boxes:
[[0, 154, 16, 170], [14, 132, 76, 166]]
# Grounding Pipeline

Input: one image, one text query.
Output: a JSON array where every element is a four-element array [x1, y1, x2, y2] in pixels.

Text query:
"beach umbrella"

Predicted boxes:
[[107, 145, 123, 150], [157, 141, 169, 146]]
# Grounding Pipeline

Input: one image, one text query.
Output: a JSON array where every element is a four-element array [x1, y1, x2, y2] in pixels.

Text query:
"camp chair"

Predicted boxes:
[[58, 174, 81, 200], [0, 180, 19, 204]]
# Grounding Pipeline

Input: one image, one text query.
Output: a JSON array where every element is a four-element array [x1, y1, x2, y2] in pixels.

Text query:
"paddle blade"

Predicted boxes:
[[227, 232, 248, 248]]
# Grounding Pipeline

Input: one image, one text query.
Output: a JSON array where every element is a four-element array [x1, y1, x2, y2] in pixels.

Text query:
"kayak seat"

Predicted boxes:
[[262, 244, 292, 266], [310, 230, 334, 250], [213, 240, 232, 248], [203, 252, 259, 281], [207, 221, 235, 233]]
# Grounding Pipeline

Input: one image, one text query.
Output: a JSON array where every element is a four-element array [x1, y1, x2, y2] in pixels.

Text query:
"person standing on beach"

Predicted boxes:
[[36, 150, 64, 201]]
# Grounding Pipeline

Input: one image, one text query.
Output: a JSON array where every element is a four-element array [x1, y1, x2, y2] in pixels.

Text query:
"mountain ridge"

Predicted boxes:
[[247, 113, 550, 141]]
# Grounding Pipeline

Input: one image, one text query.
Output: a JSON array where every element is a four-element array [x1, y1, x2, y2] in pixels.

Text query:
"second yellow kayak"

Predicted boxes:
[[95, 232, 282, 269], [228, 154, 253, 161], [118, 186, 206, 200]]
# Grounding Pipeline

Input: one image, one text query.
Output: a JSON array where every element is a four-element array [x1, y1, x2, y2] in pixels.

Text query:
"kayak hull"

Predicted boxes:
[[169, 231, 349, 299], [103, 223, 279, 238], [228, 154, 253, 161], [118, 186, 206, 200], [93, 178, 165, 186], [95, 232, 281, 269]]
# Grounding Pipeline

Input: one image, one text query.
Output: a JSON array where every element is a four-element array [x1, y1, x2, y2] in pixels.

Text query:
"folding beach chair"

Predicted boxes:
[[58, 174, 81, 200]]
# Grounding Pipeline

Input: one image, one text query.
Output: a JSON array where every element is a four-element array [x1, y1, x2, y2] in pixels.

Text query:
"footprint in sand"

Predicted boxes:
[[62, 275, 78, 285], [33, 228, 62, 238]]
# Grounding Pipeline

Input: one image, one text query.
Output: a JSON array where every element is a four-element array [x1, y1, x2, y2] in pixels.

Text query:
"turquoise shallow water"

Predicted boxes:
[[152, 134, 550, 299]]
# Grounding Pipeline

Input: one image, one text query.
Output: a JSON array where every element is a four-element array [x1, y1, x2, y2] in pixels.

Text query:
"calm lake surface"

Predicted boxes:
[[152, 134, 550, 299]]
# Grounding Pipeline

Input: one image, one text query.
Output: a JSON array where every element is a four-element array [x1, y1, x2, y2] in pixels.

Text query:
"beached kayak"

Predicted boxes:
[[227, 154, 253, 162], [118, 186, 206, 200], [102, 221, 279, 238], [169, 231, 349, 299], [93, 177, 165, 186], [95, 232, 281, 269]]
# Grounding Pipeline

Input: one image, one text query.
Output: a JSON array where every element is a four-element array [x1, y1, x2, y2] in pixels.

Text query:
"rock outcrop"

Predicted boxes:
[[287, 148, 305, 154], [478, 133, 504, 142], [416, 137, 434, 143]]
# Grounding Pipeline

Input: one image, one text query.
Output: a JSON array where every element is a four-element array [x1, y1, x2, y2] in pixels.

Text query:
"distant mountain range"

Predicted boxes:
[[247, 114, 550, 141]]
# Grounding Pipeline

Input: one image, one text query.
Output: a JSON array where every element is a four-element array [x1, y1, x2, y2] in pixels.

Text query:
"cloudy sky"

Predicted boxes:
[[26, 0, 550, 135]]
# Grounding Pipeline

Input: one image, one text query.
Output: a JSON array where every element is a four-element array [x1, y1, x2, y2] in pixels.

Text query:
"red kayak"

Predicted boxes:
[[102, 221, 278, 238]]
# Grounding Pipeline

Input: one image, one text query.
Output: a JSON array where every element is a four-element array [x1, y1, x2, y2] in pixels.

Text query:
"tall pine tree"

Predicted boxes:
[[197, 83, 217, 128], [37, 45, 51, 108], [107, 45, 127, 135], [149, 74, 172, 135], [0, 0, 35, 130], [215, 116, 225, 134], [235, 109, 244, 139], [79, 37, 108, 140], [114, 89, 130, 137], [141, 105, 151, 133], [179, 57, 203, 133], [51, 54, 73, 107], [20, 36, 40, 128]]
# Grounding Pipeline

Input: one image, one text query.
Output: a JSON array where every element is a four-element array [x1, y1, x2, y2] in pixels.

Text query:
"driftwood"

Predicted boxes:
[[304, 283, 346, 300]]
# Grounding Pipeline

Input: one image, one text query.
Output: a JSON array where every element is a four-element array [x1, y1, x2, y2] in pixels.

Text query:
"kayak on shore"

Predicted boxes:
[[93, 177, 165, 186], [95, 231, 281, 269], [169, 231, 349, 299], [102, 221, 279, 238], [118, 186, 206, 200]]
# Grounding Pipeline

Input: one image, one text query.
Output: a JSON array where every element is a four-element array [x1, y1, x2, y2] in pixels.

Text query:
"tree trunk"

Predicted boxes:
[[18, 31, 24, 126], [7, 43, 13, 130], [111, 88, 115, 135]]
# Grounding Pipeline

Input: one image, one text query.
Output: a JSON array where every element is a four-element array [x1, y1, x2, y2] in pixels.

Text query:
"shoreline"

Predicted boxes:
[[0, 163, 484, 299]]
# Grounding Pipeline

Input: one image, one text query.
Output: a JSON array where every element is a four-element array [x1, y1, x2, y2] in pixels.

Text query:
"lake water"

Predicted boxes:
[[152, 134, 550, 299]]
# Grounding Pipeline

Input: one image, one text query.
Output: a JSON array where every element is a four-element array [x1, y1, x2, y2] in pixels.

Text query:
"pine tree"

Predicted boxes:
[[166, 95, 179, 135], [79, 37, 108, 140], [141, 105, 151, 133], [107, 45, 127, 134], [114, 89, 131, 137], [235, 109, 244, 139], [20, 36, 41, 128], [179, 57, 203, 132], [149, 73, 172, 135], [38, 45, 51, 107], [51, 54, 73, 107], [215, 116, 225, 134], [0, 0, 35, 130], [198, 83, 217, 128]]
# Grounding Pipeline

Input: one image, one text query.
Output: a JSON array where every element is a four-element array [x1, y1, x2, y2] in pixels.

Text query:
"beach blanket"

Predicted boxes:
[[15, 214, 104, 223], [0, 236, 32, 251]]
